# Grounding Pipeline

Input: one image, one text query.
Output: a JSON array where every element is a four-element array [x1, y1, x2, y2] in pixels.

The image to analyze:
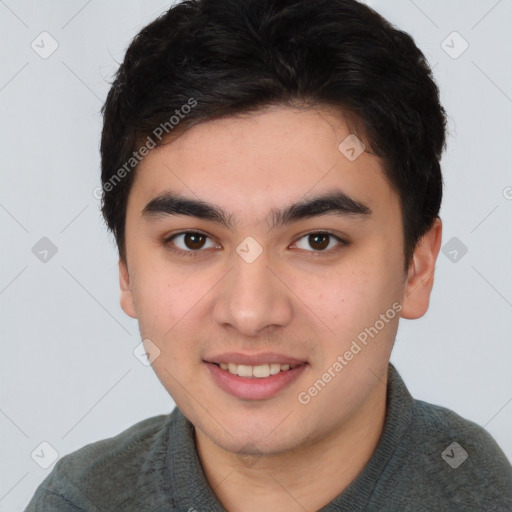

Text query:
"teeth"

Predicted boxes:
[[237, 364, 253, 377], [269, 363, 281, 375], [252, 364, 270, 378], [218, 362, 299, 378]]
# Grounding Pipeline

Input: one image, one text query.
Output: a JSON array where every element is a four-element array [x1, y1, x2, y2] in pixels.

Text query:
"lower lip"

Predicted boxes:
[[205, 362, 308, 400]]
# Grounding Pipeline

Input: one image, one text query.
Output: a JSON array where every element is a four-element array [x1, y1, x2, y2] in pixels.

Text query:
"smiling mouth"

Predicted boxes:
[[211, 362, 303, 379], [204, 357, 308, 400]]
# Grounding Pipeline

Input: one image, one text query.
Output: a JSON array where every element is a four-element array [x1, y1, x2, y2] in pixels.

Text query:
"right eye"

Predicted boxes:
[[164, 231, 220, 256]]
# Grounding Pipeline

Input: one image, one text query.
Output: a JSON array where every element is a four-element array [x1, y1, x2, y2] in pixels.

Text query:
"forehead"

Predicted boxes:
[[129, 105, 398, 226]]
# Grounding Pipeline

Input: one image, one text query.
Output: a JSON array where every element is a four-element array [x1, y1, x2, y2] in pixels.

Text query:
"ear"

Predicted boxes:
[[401, 218, 442, 320], [119, 258, 137, 319]]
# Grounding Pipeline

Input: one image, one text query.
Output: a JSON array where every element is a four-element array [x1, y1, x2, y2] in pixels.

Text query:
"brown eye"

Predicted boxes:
[[308, 233, 330, 251], [294, 232, 346, 253], [183, 232, 207, 250], [166, 231, 218, 254]]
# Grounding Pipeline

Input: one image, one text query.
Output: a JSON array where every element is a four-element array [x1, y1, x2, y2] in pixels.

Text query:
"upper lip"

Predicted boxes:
[[204, 352, 307, 366]]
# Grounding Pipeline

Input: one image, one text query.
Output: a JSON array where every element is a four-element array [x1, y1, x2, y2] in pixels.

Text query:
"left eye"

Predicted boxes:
[[294, 232, 345, 252]]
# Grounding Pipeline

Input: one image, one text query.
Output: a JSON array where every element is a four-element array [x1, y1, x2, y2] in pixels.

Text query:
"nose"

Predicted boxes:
[[212, 248, 293, 338]]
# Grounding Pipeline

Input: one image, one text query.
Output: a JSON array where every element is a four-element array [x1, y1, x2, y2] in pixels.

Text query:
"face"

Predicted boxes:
[[119, 105, 436, 457]]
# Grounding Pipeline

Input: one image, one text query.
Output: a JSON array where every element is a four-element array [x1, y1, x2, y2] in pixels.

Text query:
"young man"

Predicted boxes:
[[25, 0, 512, 510]]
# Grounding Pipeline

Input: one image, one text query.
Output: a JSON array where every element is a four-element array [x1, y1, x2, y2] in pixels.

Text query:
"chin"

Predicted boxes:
[[199, 411, 310, 456]]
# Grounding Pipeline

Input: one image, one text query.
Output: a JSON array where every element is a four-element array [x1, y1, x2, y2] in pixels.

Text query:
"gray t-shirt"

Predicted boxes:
[[24, 364, 512, 511]]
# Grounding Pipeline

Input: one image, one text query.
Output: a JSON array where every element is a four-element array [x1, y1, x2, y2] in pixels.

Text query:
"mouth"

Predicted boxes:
[[210, 362, 301, 378], [203, 353, 308, 400]]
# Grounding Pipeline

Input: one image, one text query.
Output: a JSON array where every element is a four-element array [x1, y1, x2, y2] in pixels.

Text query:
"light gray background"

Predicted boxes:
[[1, 0, 511, 510]]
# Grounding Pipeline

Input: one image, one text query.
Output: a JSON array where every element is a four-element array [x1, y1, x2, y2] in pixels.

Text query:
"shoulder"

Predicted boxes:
[[25, 413, 175, 512], [60, 413, 172, 471], [411, 398, 510, 470], [384, 398, 512, 511]]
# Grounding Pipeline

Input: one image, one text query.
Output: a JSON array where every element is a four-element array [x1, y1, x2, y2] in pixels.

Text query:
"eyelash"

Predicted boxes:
[[163, 230, 348, 258]]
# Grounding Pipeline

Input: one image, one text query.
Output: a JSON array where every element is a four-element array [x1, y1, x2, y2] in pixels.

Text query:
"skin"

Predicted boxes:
[[119, 105, 442, 511]]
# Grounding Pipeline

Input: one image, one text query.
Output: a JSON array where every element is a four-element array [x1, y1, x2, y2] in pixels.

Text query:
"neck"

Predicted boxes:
[[195, 378, 388, 512]]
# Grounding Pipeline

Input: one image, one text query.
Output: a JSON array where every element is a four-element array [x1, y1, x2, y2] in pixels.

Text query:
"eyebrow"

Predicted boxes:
[[141, 189, 372, 229]]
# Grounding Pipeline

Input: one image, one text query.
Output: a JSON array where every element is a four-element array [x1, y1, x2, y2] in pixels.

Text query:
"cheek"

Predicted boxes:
[[322, 256, 403, 342], [130, 261, 188, 339]]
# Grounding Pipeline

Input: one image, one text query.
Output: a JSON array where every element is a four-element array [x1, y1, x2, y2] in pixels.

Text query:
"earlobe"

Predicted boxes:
[[119, 259, 137, 319], [400, 218, 443, 320]]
